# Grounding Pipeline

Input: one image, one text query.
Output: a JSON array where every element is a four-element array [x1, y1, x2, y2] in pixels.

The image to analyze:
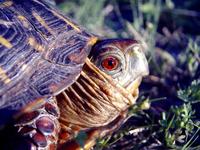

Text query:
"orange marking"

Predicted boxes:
[[0, 67, 11, 84], [87, 37, 98, 46], [0, 1, 13, 8], [17, 15, 30, 28], [51, 10, 81, 32], [0, 36, 12, 48], [28, 37, 45, 52], [32, 11, 54, 35], [28, 37, 36, 45]]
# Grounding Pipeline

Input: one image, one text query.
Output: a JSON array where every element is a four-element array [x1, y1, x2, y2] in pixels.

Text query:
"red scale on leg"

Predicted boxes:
[[45, 103, 59, 117], [36, 116, 55, 134], [18, 126, 35, 135], [17, 111, 40, 124], [32, 132, 47, 148]]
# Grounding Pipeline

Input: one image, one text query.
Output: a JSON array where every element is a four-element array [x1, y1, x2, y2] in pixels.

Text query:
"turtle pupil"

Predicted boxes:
[[108, 59, 114, 66]]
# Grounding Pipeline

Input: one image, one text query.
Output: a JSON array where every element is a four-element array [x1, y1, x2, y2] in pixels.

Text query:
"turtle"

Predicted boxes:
[[0, 0, 149, 149]]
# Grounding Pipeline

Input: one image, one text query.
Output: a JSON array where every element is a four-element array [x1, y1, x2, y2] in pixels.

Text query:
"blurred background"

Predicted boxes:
[[55, 0, 200, 149]]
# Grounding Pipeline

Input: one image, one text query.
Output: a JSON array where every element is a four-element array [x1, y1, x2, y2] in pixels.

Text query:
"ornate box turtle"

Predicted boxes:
[[0, 0, 149, 149]]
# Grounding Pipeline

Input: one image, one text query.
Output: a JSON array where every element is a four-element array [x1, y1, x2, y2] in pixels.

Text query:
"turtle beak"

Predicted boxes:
[[126, 77, 141, 97], [125, 44, 149, 96], [128, 44, 149, 77]]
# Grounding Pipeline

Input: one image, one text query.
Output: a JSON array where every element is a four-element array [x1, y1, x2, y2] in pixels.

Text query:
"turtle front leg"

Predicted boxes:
[[13, 97, 60, 150]]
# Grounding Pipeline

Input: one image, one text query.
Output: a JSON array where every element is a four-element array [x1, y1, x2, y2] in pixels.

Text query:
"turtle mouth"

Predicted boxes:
[[56, 58, 140, 129]]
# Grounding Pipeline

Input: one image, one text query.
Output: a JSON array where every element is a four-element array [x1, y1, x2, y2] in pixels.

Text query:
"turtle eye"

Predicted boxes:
[[101, 56, 119, 71]]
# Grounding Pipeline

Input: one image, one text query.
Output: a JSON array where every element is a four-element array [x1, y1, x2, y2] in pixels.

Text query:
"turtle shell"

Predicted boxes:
[[0, 0, 98, 125]]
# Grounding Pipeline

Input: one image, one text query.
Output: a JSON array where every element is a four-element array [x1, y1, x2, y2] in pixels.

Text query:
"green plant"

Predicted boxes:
[[158, 80, 200, 149], [178, 39, 200, 76], [178, 80, 200, 104], [57, 1, 200, 149]]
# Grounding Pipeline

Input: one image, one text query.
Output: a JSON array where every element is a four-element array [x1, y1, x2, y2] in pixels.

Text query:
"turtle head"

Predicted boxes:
[[89, 39, 149, 95], [58, 38, 149, 146], [58, 39, 149, 128]]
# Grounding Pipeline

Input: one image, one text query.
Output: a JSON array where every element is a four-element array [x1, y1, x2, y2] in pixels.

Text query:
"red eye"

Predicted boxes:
[[101, 57, 119, 71]]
